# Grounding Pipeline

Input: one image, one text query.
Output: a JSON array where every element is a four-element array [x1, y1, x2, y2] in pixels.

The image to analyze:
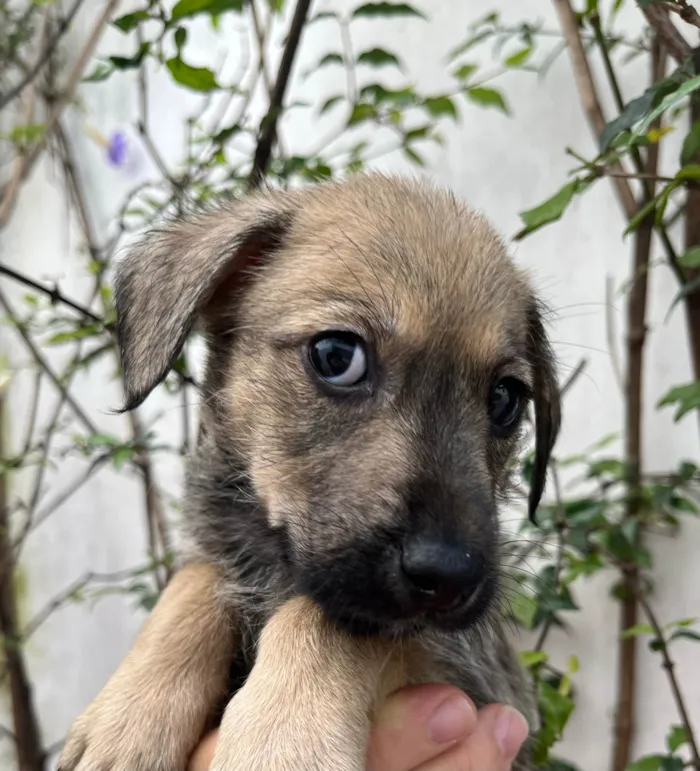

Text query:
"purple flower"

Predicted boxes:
[[107, 131, 128, 166]]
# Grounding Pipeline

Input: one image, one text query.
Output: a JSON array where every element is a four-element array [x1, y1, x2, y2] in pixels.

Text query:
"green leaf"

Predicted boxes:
[[352, 2, 426, 20], [681, 120, 700, 165], [446, 29, 492, 63], [505, 46, 532, 68], [679, 246, 700, 269], [518, 650, 549, 669], [657, 381, 700, 421], [403, 146, 425, 166], [465, 86, 509, 114], [171, 0, 245, 18], [320, 95, 344, 115], [48, 323, 104, 345], [357, 48, 401, 68], [317, 52, 344, 68], [111, 446, 134, 470], [83, 62, 114, 83], [166, 57, 219, 91], [511, 592, 538, 629], [637, 73, 700, 134], [677, 163, 700, 180], [626, 756, 666, 771], [423, 95, 457, 119], [109, 42, 150, 70], [113, 11, 150, 32], [266, 0, 286, 11], [666, 725, 688, 753], [516, 181, 580, 239], [669, 628, 700, 643], [347, 102, 377, 126], [600, 68, 700, 151], [452, 63, 478, 81], [174, 26, 187, 51], [212, 124, 241, 145], [309, 11, 339, 23], [621, 624, 654, 639]]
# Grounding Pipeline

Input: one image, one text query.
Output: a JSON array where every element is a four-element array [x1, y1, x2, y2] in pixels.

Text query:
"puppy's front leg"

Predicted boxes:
[[211, 596, 416, 771], [59, 562, 235, 771]]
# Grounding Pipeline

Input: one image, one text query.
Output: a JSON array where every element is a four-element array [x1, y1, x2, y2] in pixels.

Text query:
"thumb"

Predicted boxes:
[[366, 684, 478, 771]]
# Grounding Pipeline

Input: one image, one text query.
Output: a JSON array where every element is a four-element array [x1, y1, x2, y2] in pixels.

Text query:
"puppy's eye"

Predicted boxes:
[[488, 377, 527, 434], [309, 332, 367, 387]]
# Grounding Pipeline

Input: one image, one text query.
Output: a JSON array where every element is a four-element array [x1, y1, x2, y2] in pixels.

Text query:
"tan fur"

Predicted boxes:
[[59, 174, 560, 771], [209, 596, 428, 771], [59, 563, 234, 771]]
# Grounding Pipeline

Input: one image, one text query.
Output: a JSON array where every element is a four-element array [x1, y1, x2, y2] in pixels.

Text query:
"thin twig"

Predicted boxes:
[[559, 357, 588, 397], [606, 275, 625, 393], [0, 390, 45, 771], [639, 2, 693, 63], [0, 0, 87, 110], [0, 288, 100, 435], [534, 464, 566, 652], [552, 0, 637, 219], [0, 262, 103, 323], [612, 36, 667, 771], [0, 0, 122, 228], [636, 593, 700, 770], [21, 567, 154, 642], [248, 0, 313, 189]]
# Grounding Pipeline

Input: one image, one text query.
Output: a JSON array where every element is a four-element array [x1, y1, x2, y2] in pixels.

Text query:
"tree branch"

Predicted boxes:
[[248, 0, 313, 189], [552, 0, 638, 219], [639, 2, 693, 63], [612, 37, 667, 771], [636, 593, 700, 770], [0, 262, 103, 323], [0, 0, 87, 111], [0, 288, 100, 435], [0, 0, 122, 228], [0, 390, 45, 771]]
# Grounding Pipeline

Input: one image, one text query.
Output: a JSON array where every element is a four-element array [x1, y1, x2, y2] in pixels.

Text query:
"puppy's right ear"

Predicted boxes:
[[114, 192, 294, 411]]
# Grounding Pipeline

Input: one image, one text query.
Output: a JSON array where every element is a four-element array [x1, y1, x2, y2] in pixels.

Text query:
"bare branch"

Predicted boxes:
[[0, 262, 103, 323], [636, 592, 700, 770], [552, 0, 637, 219], [248, 0, 313, 189], [0, 0, 122, 228], [639, 2, 693, 63], [0, 0, 87, 111], [0, 288, 100, 435]]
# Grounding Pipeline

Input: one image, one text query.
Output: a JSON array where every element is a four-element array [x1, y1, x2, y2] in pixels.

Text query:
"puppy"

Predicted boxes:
[[58, 173, 560, 771]]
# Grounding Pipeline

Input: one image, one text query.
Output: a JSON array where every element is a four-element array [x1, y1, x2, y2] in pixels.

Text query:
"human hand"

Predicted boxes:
[[187, 683, 529, 771]]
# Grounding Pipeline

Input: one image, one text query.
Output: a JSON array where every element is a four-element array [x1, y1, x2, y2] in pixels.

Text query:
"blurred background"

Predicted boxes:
[[1, 1, 700, 770]]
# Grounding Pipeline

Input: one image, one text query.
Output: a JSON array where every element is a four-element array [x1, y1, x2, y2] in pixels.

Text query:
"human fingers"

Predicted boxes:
[[366, 684, 478, 771], [411, 703, 529, 771]]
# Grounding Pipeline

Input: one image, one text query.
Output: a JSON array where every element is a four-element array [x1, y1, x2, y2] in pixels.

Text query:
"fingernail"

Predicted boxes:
[[428, 695, 475, 745], [494, 706, 529, 758]]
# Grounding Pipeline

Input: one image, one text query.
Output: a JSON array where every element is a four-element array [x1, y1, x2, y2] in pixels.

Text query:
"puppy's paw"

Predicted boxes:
[[210, 680, 368, 771], [57, 670, 201, 771]]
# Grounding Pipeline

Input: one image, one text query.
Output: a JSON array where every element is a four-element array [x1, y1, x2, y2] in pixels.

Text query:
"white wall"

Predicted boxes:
[[1, 1, 699, 770]]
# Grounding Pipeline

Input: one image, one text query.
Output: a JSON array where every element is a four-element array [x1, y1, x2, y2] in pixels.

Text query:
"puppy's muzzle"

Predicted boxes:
[[399, 536, 484, 612]]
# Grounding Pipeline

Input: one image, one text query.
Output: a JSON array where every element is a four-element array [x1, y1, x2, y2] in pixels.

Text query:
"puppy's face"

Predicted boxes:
[[115, 175, 560, 637]]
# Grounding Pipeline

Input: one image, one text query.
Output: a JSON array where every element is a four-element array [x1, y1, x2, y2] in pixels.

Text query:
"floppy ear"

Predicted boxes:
[[114, 191, 295, 411], [526, 300, 562, 524]]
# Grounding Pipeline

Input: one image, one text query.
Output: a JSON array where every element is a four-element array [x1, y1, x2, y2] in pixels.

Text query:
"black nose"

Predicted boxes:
[[400, 537, 483, 610]]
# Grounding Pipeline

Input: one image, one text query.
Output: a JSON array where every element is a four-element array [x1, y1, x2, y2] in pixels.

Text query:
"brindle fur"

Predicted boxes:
[[58, 174, 561, 771]]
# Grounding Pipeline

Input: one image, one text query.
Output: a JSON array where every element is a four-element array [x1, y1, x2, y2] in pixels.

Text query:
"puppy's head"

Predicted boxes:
[[115, 174, 560, 636]]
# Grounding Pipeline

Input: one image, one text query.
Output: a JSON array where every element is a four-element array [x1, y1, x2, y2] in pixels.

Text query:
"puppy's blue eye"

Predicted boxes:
[[489, 377, 526, 433], [309, 332, 367, 386]]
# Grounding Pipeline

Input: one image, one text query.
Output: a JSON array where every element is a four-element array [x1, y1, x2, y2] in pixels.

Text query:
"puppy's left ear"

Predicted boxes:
[[526, 300, 561, 524]]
